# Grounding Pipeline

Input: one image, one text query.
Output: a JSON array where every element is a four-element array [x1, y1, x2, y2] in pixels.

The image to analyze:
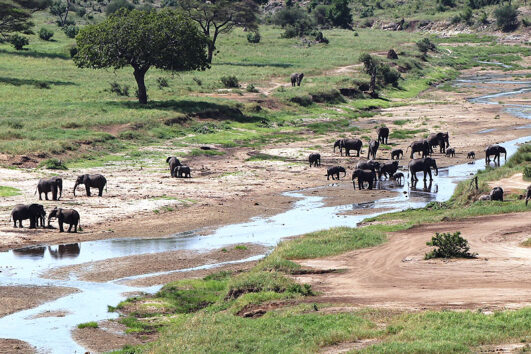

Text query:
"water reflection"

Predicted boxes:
[[48, 244, 80, 259], [12, 246, 46, 259]]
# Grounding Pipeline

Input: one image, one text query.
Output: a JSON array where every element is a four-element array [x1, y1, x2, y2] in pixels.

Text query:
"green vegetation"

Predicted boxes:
[[77, 321, 98, 329], [0, 186, 21, 197], [425, 231, 477, 259]]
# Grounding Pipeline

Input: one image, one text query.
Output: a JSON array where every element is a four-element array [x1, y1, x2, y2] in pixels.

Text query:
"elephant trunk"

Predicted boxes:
[[73, 182, 78, 197], [434, 164, 438, 176], [47, 215, 53, 227]]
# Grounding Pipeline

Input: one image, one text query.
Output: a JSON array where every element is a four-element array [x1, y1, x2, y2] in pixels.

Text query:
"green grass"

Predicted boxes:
[[77, 321, 98, 329], [389, 128, 427, 140], [521, 239, 531, 247], [0, 186, 21, 197]]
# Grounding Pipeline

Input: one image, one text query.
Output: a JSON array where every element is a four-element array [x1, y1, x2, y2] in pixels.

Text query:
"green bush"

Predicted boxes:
[[310, 89, 345, 103], [77, 321, 98, 329], [40, 158, 68, 170], [9, 34, 29, 50], [314, 31, 329, 44], [524, 166, 531, 178], [220, 75, 239, 88], [38, 28, 54, 41], [105, 0, 134, 16], [226, 271, 312, 299], [494, 5, 519, 32], [289, 95, 313, 106], [109, 82, 129, 96], [69, 45, 78, 58], [425, 232, 477, 259], [416, 38, 436, 54], [63, 25, 79, 38], [246, 84, 259, 93], [246, 31, 260, 43], [157, 77, 169, 89]]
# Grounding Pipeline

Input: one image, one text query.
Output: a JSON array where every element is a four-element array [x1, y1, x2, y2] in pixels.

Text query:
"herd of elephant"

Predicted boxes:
[[9, 173, 107, 232]]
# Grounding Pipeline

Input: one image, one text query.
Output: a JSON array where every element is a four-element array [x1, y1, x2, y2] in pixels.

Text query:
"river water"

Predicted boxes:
[[0, 74, 529, 353]]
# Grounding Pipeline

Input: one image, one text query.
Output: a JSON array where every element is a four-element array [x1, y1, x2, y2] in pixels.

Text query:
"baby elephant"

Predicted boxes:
[[174, 165, 191, 178], [308, 153, 321, 167], [391, 149, 403, 160], [445, 148, 456, 157], [390, 172, 404, 184], [326, 166, 346, 180], [380, 161, 399, 180], [48, 207, 80, 233], [74, 174, 107, 197], [490, 186, 504, 202], [467, 151, 475, 159], [290, 72, 304, 87]]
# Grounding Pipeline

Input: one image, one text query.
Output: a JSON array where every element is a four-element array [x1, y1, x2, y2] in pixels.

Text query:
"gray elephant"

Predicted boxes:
[[380, 161, 399, 180], [407, 140, 430, 159], [367, 140, 379, 160], [174, 165, 191, 178], [36, 176, 63, 201], [427, 132, 449, 154], [467, 151, 475, 159], [352, 169, 376, 190], [485, 144, 506, 165], [334, 138, 363, 157], [10, 203, 46, 229], [391, 149, 403, 160], [408, 157, 438, 183], [445, 147, 456, 157], [326, 166, 346, 180], [48, 207, 80, 233], [391, 172, 404, 184], [490, 187, 503, 202], [526, 185, 530, 206], [290, 73, 304, 87], [377, 127, 389, 144], [166, 156, 182, 177], [356, 160, 380, 180], [73, 174, 107, 197], [308, 153, 321, 167]]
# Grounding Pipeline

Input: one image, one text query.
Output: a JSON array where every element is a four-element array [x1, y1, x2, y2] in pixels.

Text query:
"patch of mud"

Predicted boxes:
[[0, 286, 78, 318], [0, 339, 34, 354], [320, 339, 381, 353]]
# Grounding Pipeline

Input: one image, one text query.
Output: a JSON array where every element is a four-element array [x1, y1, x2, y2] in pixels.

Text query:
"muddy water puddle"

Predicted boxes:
[[0, 74, 530, 353]]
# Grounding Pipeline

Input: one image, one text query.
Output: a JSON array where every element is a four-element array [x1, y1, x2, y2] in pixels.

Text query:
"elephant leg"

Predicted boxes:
[[74, 223, 78, 233], [85, 185, 91, 197], [19, 220, 23, 228], [368, 181, 373, 190], [39, 192, 42, 201], [327, 175, 330, 180], [99, 187, 103, 197], [68, 223, 72, 232], [45, 192, 49, 201], [428, 170, 433, 181], [59, 221, 64, 233]]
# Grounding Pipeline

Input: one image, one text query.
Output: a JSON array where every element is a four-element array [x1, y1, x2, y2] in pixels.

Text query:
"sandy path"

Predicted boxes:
[[296, 212, 531, 310], [488, 173, 530, 194]]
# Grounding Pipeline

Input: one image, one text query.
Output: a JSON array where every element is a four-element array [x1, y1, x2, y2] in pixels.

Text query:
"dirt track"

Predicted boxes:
[[296, 212, 531, 310]]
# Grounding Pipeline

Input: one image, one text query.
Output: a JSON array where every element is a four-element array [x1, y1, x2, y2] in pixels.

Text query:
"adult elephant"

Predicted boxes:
[[427, 132, 449, 154], [408, 157, 438, 183], [485, 144, 506, 165], [377, 127, 389, 144], [326, 166, 346, 180], [36, 176, 63, 201], [334, 139, 363, 157], [166, 156, 182, 177], [356, 160, 380, 180], [10, 204, 46, 229], [406, 140, 430, 159], [367, 140, 379, 160], [308, 153, 321, 167], [352, 169, 376, 190], [380, 161, 399, 180], [490, 187, 504, 201], [73, 174, 107, 197], [290, 72, 304, 87], [48, 207, 80, 233]]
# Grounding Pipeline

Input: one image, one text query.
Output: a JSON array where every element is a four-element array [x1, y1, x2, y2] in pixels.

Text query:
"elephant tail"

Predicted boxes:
[[406, 145, 410, 152], [34, 188, 37, 196]]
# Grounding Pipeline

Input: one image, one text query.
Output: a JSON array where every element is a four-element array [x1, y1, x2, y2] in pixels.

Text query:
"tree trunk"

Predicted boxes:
[[207, 41, 215, 63], [134, 68, 148, 104]]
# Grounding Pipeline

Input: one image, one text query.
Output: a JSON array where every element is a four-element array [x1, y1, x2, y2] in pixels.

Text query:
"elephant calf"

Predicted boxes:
[[490, 186, 504, 202], [308, 153, 321, 167], [445, 148, 456, 157], [467, 151, 475, 159], [10, 204, 46, 229], [352, 169, 376, 190], [290, 72, 304, 87], [48, 207, 80, 233], [174, 165, 191, 178], [326, 166, 346, 180], [391, 149, 403, 160], [367, 140, 379, 160], [391, 172, 404, 184], [74, 174, 107, 197], [380, 161, 399, 180]]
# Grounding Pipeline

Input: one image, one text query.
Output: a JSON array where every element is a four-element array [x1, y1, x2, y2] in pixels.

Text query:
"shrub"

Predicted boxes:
[[246, 31, 260, 43], [522, 18, 530, 27], [461, 7, 473, 25], [157, 77, 169, 89], [192, 77, 202, 86], [40, 158, 68, 170], [69, 45, 78, 58], [109, 82, 129, 96], [9, 34, 29, 50], [416, 38, 436, 54], [77, 6, 86, 17], [246, 84, 259, 93], [310, 89, 345, 104], [38, 28, 54, 41], [314, 31, 329, 44], [35, 82, 51, 89], [63, 25, 79, 38], [360, 6, 374, 18], [225, 271, 312, 299], [381, 65, 401, 87], [478, 10, 489, 24], [425, 231, 477, 259], [524, 166, 531, 178], [468, 0, 501, 9], [105, 0, 134, 16], [77, 321, 98, 329], [220, 75, 239, 88], [328, 0, 352, 28], [494, 5, 519, 32], [273, 7, 308, 27]]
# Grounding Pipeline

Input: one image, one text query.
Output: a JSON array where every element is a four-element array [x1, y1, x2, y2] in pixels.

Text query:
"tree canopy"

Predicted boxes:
[[74, 9, 209, 104], [0, 0, 48, 38]]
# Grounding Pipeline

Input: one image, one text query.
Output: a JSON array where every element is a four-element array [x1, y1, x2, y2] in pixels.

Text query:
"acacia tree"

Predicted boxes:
[[74, 9, 209, 104], [177, 0, 259, 63], [0, 0, 49, 39], [359, 53, 378, 94]]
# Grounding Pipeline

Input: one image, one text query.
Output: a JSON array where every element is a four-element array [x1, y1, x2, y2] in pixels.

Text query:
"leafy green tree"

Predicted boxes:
[[327, 0, 351, 29], [0, 0, 49, 38], [74, 9, 209, 104], [494, 4, 519, 31], [359, 53, 378, 93], [177, 0, 258, 63], [105, 0, 134, 16], [49, 0, 70, 26]]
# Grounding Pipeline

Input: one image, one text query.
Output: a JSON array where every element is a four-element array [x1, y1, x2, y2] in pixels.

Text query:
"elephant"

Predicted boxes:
[[35, 176, 63, 201], [367, 140, 379, 160], [406, 140, 430, 159], [352, 169, 376, 190], [467, 151, 475, 159], [391, 172, 404, 184], [445, 147, 456, 157], [48, 244, 80, 259], [408, 157, 438, 183], [427, 132, 449, 154], [48, 207, 80, 233], [290, 72, 304, 87], [485, 144, 506, 165], [356, 160, 380, 180], [377, 127, 389, 144], [526, 185, 530, 206], [73, 174, 107, 197], [380, 161, 399, 180], [326, 166, 346, 180], [308, 153, 321, 167], [490, 187, 504, 202], [334, 139, 363, 157], [174, 165, 191, 178], [166, 156, 182, 177], [391, 149, 403, 160], [10, 203, 46, 229]]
